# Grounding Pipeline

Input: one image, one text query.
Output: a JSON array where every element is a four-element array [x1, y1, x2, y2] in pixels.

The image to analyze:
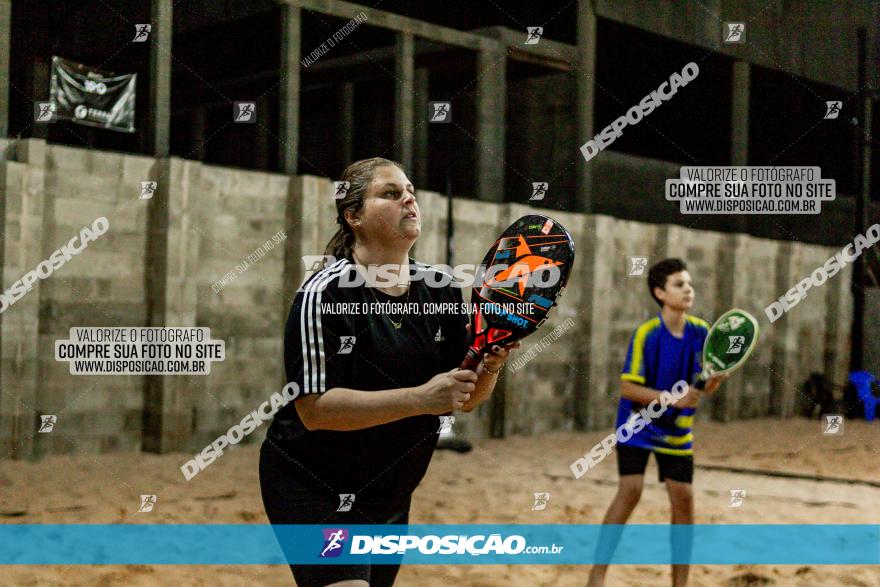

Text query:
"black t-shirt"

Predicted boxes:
[[265, 257, 469, 512]]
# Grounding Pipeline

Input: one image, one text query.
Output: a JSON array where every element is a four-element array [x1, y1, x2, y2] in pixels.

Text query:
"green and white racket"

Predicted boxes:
[[693, 308, 759, 388]]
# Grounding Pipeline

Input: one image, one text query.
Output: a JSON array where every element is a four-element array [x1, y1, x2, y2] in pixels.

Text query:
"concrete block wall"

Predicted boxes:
[[0, 140, 46, 459], [40, 146, 152, 456], [0, 141, 153, 459], [500, 204, 583, 437], [189, 163, 291, 450], [0, 140, 861, 459]]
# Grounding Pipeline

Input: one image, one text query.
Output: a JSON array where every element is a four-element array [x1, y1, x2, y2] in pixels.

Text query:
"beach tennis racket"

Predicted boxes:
[[460, 214, 575, 371], [693, 308, 759, 389]]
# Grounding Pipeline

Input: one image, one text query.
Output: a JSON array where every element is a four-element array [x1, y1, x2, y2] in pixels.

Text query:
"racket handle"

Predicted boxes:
[[460, 348, 482, 372], [692, 370, 709, 390]]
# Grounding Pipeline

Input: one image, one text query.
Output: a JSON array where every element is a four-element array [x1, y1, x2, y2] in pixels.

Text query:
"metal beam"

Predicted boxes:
[[731, 61, 750, 233], [575, 0, 596, 213], [149, 0, 172, 157], [339, 81, 354, 164], [413, 68, 429, 188], [394, 32, 414, 172], [280, 4, 301, 174], [0, 0, 10, 138], [850, 27, 873, 372]]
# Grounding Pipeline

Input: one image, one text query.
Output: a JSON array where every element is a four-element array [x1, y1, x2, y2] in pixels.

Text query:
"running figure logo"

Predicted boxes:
[[337, 494, 355, 512], [438, 415, 455, 434], [822, 414, 844, 435], [38, 415, 57, 433], [434, 326, 444, 342], [34, 102, 57, 123], [824, 101, 842, 119], [334, 181, 350, 200], [723, 22, 745, 43], [429, 102, 451, 123], [338, 336, 356, 355], [628, 256, 648, 276], [320, 528, 349, 558], [532, 492, 550, 511], [233, 102, 256, 123], [132, 24, 151, 42], [726, 335, 745, 354], [525, 27, 543, 45], [140, 181, 157, 200], [728, 490, 746, 508], [530, 182, 548, 201], [138, 494, 157, 512]]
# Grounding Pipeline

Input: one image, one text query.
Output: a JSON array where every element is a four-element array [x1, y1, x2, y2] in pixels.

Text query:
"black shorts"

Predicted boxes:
[[617, 443, 693, 484], [259, 441, 410, 587]]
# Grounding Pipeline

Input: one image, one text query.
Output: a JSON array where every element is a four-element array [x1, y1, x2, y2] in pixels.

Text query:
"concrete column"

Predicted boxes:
[[192, 107, 206, 160], [767, 241, 801, 418], [149, 0, 172, 157], [577, 215, 616, 430], [476, 44, 505, 203], [0, 0, 11, 138], [0, 139, 47, 459], [394, 32, 414, 173], [255, 97, 269, 169], [279, 4, 301, 174], [413, 68, 429, 189], [142, 157, 204, 453], [30, 59, 50, 140], [575, 0, 596, 213], [730, 61, 750, 233], [339, 81, 354, 165], [730, 61, 749, 166]]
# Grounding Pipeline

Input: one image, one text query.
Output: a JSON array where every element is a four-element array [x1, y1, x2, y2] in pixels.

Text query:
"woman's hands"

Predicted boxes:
[[417, 368, 478, 414], [465, 324, 522, 374], [415, 327, 524, 416], [481, 341, 522, 373]]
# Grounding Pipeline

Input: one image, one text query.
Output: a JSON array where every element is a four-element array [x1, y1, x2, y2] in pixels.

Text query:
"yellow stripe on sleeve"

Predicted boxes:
[[686, 315, 710, 330], [624, 317, 660, 383], [621, 373, 646, 384]]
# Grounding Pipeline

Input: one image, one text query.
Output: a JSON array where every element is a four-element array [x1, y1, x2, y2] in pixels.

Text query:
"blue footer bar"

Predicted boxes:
[[0, 525, 877, 565]]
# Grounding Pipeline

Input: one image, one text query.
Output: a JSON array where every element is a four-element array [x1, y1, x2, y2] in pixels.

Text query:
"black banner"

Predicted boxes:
[[49, 56, 136, 133]]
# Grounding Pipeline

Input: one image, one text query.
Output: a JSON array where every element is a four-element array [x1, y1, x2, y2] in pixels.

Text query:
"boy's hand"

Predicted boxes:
[[676, 384, 701, 408], [704, 373, 729, 395]]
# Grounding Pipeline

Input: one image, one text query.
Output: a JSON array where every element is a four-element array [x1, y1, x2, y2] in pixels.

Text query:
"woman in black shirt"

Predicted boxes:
[[260, 157, 518, 586]]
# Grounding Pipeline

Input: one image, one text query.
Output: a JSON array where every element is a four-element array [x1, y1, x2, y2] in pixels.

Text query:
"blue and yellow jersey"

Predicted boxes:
[[616, 314, 709, 455]]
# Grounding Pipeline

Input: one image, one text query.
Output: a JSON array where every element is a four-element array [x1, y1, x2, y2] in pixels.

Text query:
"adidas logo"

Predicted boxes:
[[434, 326, 444, 342]]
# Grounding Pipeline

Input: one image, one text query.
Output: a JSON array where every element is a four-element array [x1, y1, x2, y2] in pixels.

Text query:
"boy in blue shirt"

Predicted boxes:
[[587, 258, 728, 587]]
